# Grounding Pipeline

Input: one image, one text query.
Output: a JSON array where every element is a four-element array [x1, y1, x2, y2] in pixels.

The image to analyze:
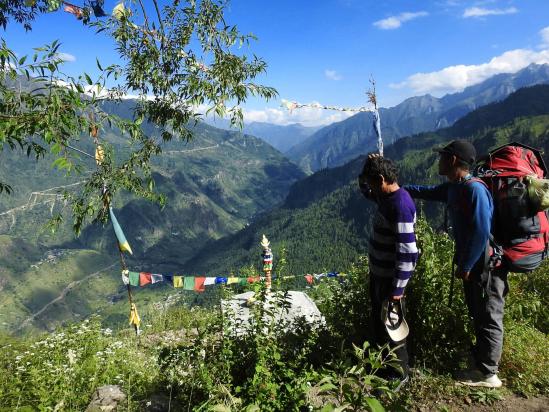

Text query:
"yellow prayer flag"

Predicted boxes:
[[95, 145, 104, 165], [112, 2, 125, 19], [173, 276, 184, 288], [227, 277, 239, 285], [129, 303, 141, 328]]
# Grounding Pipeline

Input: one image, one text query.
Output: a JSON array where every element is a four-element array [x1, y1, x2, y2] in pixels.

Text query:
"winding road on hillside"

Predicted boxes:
[[16, 262, 118, 331]]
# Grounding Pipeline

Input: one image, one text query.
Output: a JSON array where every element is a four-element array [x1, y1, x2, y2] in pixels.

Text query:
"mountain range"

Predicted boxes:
[[3, 71, 549, 334], [287, 63, 549, 172], [205, 117, 320, 153], [0, 97, 305, 333], [184, 85, 549, 275]]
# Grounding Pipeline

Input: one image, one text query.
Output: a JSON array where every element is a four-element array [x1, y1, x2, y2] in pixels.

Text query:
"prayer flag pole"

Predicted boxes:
[[91, 113, 140, 335], [261, 235, 273, 291]]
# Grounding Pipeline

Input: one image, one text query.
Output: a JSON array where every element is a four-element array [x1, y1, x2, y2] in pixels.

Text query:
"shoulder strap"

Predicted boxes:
[[464, 176, 488, 189]]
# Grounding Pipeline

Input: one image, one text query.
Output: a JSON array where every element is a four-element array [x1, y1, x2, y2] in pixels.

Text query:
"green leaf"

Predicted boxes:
[[211, 406, 231, 412], [365, 397, 385, 412]]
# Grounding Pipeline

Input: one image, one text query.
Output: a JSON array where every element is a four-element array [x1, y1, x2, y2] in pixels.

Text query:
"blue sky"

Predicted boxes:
[[5, 0, 549, 126]]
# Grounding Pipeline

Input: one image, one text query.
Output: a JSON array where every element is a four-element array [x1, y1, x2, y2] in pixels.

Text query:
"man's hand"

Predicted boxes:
[[456, 270, 471, 281], [390, 295, 403, 301], [368, 153, 382, 160]]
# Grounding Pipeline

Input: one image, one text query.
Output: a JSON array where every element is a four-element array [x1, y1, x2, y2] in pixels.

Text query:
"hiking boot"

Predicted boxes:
[[454, 369, 502, 388]]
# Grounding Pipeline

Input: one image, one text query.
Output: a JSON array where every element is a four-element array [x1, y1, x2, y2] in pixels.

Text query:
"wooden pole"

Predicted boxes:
[[261, 234, 273, 292]]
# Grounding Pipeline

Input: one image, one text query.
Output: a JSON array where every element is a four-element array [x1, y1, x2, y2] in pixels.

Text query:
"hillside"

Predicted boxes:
[[0, 98, 305, 333], [186, 85, 549, 275], [205, 118, 320, 152], [288, 63, 549, 172]]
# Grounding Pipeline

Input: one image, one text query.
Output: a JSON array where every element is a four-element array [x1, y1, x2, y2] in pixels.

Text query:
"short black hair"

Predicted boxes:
[[361, 155, 398, 184]]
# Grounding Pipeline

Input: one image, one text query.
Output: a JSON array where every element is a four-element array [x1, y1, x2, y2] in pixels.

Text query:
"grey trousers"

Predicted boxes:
[[463, 265, 509, 375]]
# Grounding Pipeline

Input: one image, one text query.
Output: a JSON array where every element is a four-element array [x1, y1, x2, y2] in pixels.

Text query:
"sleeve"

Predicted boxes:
[[392, 203, 419, 297], [459, 183, 493, 272], [403, 183, 449, 202]]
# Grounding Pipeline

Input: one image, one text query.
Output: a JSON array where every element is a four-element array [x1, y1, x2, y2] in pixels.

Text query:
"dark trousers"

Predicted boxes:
[[464, 261, 509, 375], [370, 275, 409, 377]]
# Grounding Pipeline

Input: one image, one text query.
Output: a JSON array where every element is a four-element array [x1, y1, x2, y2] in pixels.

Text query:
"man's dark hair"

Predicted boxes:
[[361, 156, 398, 184]]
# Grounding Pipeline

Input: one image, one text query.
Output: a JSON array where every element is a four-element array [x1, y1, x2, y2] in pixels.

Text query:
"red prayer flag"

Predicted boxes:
[[194, 277, 206, 292], [139, 272, 152, 286], [63, 2, 84, 19], [305, 275, 313, 285], [247, 276, 260, 283]]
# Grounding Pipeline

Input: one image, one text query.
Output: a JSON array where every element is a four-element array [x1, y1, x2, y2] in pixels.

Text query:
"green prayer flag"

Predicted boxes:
[[129, 271, 140, 286], [184, 276, 195, 290], [239, 278, 247, 285]]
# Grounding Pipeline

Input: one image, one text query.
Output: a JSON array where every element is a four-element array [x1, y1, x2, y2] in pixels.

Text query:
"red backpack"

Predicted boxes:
[[475, 142, 549, 272]]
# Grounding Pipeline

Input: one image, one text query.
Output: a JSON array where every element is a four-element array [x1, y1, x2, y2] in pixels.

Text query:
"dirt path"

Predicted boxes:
[[16, 262, 118, 331]]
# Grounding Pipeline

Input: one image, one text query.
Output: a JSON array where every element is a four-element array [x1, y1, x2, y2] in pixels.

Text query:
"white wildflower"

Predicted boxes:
[[67, 349, 77, 365]]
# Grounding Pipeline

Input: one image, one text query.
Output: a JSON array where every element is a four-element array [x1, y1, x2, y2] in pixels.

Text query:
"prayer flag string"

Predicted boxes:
[[281, 79, 384, 156], [121, 270, 346, 292]]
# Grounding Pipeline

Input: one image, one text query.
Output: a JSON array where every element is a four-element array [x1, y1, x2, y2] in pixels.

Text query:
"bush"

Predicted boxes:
[[500, 323, 549, 395], [0, 316, 156, 411], [405, 219, 472, 372]]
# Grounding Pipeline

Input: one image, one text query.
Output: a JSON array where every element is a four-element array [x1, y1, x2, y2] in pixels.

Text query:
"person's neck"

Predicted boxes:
[[381, 182, 400, 194], [447, 168, 470, 182]]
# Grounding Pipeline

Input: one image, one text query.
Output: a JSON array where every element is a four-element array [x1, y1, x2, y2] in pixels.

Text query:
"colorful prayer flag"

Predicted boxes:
[[164, 274, 173, 283], [112, 1, 125, 19], [151, 274, 163, 284], [373, 109, 383, 156], [194, 277, 206, 292], [121, 270, 130, 285], [247, 276, 260, 283], [215, 277, 227, 284], [173, 276, 183, 288], [227, 277, 239, 285], [129, 302, 141, 329], [184, 276, 195, 290], [91, 1, 108, 17], [63, 2, 84, 20], [204, 277, 216, 286], [109, 207, 133, 255], [305, 275, 313, 285], [139, 272, 152, 286], [129, 271, 140, 286]]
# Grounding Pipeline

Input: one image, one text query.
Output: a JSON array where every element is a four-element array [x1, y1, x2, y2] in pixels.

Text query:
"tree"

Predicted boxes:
[[0, 0, 277, 233]]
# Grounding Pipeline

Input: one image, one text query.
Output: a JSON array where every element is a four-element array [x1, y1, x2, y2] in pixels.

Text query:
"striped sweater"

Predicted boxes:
[[368, 188, 419, 296]]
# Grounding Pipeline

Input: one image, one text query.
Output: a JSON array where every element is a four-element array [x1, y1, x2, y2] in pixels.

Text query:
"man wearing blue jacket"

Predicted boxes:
[[405, 140, 506, 388]]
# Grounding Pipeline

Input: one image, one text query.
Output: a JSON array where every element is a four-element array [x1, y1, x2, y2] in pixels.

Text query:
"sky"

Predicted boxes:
[[4, 0, 549, 126]]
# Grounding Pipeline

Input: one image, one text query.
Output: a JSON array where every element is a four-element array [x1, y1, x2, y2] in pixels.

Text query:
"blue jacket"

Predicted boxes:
[[404, 177, 493, 272]]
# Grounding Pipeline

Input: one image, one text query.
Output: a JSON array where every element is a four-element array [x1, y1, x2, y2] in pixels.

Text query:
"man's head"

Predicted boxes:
[[359, 154, 399, 195], [434, 139, 477, 178]]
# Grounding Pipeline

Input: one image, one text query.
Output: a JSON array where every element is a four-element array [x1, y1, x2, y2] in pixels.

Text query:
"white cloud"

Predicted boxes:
[[373, 11, 428, 30], [389, 27, 549, 96], [325, 69, 342, 81], [463, 6, 517, 18], [391, 48, 549, 96], [541, 26, 549, 48], [55, 52, 76, 62], [242, 103, 354, 127]]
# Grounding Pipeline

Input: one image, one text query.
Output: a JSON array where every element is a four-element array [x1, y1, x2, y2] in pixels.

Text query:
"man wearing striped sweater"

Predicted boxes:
[[359, 154, 419, 386]]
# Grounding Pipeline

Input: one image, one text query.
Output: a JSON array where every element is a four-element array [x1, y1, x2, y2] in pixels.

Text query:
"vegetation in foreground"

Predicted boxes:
[[0, 219, 547, 411]]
